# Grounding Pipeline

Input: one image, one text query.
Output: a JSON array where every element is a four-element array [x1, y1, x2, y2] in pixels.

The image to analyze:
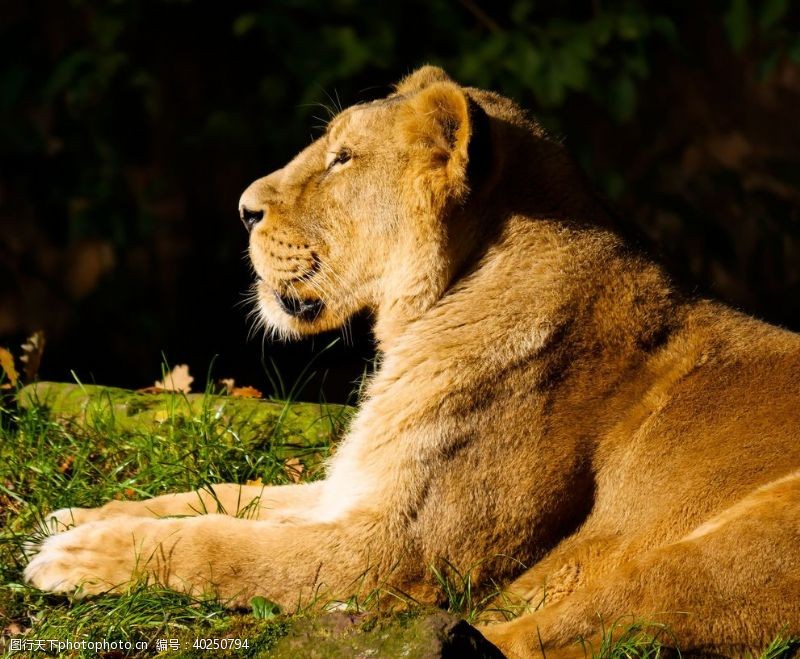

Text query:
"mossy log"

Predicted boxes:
[[268, 610, 503, 659], [18, 382, 353, 448]]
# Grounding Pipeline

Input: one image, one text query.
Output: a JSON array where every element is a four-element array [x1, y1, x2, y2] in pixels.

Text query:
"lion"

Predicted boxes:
[[24, 66, 800, 658]]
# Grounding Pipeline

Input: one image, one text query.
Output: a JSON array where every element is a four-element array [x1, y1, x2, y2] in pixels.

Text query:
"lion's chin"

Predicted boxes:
[[258, 293, 342, 340]]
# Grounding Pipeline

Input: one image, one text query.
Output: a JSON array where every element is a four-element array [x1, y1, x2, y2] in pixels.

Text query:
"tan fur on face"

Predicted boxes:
[[25, 67, 800, 657]]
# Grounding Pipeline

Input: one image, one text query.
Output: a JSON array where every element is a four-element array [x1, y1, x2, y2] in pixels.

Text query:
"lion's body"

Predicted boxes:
[[25, 67, 800, 657]]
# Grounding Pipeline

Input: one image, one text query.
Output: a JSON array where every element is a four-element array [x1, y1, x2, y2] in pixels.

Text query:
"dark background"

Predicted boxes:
[[2, 1, 800, 402]]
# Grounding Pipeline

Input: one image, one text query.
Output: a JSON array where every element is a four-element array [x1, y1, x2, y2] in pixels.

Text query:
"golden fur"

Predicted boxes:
[[25, 67, 800, 657]]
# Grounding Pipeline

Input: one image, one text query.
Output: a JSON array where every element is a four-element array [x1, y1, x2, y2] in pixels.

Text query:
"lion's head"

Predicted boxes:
[[239, 66, 582, 343], [239, 66, 498, 341]]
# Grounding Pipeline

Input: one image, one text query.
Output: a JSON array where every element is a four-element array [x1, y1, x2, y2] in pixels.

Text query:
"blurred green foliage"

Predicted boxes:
[[2, 1, 800, 395]]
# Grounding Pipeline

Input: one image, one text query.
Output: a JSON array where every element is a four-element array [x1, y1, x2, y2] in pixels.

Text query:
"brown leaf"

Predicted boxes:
[[64, 239, 115, 299], [0, 347, 18, 386], [0, 491, 20, 515], [58, 455, 75, 474], [707, 132, 751, 170], [4, 621, 28, 636], [285, 457, 304, 483], [20, 330, 45, 382], [154, 364, 194, 393], [231, 385, 263, 399]]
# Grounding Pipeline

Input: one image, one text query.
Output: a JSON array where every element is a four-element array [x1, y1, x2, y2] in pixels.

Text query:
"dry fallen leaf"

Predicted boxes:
[[285, 457, 304, 483], [154, 364, 194, 393], [0, 491, 20, 515], [20, 330, 45, 382], [707, 131, 751, 171], [0, 347, 18, 387], [58, 455, 75, 474], [219, 377, 235, 394], [4, 621, 28, 636], [232, 385, 263, 399], [246, 476, 263, 487]]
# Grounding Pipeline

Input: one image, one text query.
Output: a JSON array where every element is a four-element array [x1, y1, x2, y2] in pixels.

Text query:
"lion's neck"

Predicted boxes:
[[374, 216, 682, 385], [372, 209, 488, 348]]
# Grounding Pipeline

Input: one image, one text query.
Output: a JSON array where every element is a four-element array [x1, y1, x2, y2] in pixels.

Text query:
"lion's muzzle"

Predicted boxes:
[[274, 292, 324, 322]]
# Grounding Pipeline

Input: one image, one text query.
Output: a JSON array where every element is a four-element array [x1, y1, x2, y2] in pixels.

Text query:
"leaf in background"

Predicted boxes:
[[651, 16, 679, 45], [43, 51, 91, 99], [64, 239, 115, 299], [233, 13, 258, 36], [245, 476, 263, 487], [154, 364, 193, 393], [759, 0, 788, 30], [757, 49, 782, 81], [608, 75, 637, 124], [789, 40, 800, 65], [707, 132, 752, 170], [509, 0, 534, 26], [0, 348, 18, 387], [724, 0, 751, 52], [20, 331, 45, 382], [616, 13, 643, 41]]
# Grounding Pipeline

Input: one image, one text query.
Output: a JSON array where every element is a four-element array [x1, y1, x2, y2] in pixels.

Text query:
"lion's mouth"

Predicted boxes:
[[274, 291, 324, 322]]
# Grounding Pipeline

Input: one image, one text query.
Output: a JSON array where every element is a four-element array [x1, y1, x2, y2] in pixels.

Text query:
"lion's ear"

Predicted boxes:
[[400, 81, 474, 197], [394, 65, 452, 95]]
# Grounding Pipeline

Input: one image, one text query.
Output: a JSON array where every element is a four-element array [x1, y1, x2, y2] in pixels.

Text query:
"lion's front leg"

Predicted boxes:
[[25, 517, 187, 597], [43, 482, 324, 533], [24, 512, 395, 608]]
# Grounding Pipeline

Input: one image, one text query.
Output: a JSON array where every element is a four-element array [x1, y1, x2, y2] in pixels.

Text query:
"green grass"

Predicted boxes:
[[758, 632, 800, 659], [572, 617, 677, 659], [1, 380, 797, 658], [0, 378, 346, 657]]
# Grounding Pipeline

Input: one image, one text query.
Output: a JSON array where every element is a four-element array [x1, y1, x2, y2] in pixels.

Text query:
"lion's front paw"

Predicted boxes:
[[24, 518, 176, 596], [38, 500, 156, 536]]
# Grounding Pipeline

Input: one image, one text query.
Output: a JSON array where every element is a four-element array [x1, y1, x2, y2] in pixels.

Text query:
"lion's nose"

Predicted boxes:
[[239, 206, 264, 234]]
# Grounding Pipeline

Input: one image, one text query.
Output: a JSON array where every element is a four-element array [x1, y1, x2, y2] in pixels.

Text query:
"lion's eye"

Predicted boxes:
[[327, 148, 352, 170]]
